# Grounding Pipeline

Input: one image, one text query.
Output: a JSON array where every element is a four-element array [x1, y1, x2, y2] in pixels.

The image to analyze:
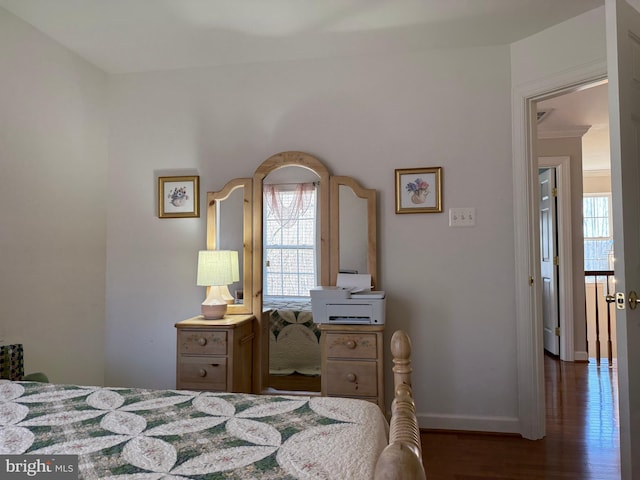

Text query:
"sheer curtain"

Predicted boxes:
[[264, 183, 316, 230]]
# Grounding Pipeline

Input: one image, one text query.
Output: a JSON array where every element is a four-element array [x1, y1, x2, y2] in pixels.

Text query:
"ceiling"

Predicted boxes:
[[538, 82, 610, 172], [0, 0, 603, 74], [1, 0, 609, 171]]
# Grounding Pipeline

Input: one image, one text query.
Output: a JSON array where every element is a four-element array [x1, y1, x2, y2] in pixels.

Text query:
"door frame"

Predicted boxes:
[[538, 157, 574, 361], [512, 59, 607, 439]]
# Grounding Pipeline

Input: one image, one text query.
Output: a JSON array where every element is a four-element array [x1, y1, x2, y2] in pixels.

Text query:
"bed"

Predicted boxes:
[[0, 330, 425, 480], [265, 297, 322, 392]]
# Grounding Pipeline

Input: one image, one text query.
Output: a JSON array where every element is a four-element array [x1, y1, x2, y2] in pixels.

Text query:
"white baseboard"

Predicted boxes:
[[574, 351, 589, 362], [417, 412, 520, 434]]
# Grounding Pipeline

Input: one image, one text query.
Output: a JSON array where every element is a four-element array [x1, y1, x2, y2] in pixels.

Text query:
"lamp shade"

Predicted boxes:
[[196, 250, 240, 320], [196, 250, 239, 287]]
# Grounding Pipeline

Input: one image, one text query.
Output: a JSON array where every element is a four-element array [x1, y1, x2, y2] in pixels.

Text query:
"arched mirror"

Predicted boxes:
[[253, 152, 330, 393], [206, 178, 253, 315], [330, 176, 378, 289], [208, 152, 377, 395]]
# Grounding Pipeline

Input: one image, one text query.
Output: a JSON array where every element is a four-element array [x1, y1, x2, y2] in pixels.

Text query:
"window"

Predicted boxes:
[[263, 183, 317, 297], [583, 194, 614, 272]]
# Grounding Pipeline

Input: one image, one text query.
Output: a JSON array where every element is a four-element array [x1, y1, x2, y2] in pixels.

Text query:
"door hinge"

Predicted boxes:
[[553, 256, 559, 266], [552, 187, 558, 197], [529, 276, 534, 286], [555, 327, 560, 336]]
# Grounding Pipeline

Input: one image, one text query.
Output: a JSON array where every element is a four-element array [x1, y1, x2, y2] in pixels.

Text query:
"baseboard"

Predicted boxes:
[[417, 412, 520, 435], [574, 351, 589, 362]]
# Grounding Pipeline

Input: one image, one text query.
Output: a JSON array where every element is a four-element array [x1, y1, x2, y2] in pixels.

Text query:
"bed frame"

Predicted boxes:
[[374, 330, 427, 480]]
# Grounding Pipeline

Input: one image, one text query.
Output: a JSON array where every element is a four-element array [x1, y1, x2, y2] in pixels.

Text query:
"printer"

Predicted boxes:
[[310, 274, 386, 325]]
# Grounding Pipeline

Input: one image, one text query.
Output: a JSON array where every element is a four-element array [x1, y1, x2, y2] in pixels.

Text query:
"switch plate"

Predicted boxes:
[[449, 207, 476, 227]]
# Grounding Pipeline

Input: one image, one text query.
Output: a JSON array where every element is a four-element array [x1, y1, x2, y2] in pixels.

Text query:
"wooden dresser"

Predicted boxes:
[[175, 315, 254, 393], [319, 324, 384, 407]]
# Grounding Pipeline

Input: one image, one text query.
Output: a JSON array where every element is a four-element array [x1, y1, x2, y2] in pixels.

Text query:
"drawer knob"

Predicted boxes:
[[197, 337, 207, 346], [345, 340, 356, 349], [198, 369, 207, 377], [346, 373, 357, 383]]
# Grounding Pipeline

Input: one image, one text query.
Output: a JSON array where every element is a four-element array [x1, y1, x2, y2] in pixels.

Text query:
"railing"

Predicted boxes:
[[584, 270, 615, 366]]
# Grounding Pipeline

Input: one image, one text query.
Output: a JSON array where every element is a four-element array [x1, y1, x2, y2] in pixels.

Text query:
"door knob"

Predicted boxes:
[[629, 290, 639, 310]]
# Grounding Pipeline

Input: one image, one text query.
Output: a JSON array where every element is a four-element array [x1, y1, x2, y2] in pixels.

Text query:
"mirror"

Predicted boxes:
[[206, 178, 253, 315], [253, 152, 330, 393], [208, 152, 377, 394], [330, 176, 378, 289]]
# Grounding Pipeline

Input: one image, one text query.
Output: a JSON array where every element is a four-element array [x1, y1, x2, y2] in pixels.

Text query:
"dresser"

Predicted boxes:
[[319, 324, 384, 407], [175, 315, 254, 393]]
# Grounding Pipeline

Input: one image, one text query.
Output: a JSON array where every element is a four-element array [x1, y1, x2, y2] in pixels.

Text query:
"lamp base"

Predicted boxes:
[[201, 303, 227, 320]]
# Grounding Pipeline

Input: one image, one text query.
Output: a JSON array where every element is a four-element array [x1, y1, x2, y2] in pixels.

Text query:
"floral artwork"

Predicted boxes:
[[405, 177, 430, 205], [158, 175, 200, 218], [168, 185, 189, 207], [395, 167, 442, 213]]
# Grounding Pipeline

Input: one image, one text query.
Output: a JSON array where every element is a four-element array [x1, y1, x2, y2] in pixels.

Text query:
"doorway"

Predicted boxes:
[[535, 81, 613, 365], [511, 62, 608, 440], [537, 157, 574, 361]]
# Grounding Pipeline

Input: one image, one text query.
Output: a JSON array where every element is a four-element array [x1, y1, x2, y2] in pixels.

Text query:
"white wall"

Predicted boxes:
[[107, 46, 518, 432], [0, 8, 108, 384], [1, 2, 606, 436], [511, 7, 606, 87]]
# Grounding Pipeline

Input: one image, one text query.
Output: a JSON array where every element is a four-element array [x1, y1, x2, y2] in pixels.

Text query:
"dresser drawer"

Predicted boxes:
[[178, 330, 227, 356], [324, 360, 378, 397], [177, 356, 227, 390], [324, 333, 378, 360]]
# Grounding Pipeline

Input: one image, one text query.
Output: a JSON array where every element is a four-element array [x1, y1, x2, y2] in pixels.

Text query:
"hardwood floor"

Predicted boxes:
[[420, 355, 620, 479]]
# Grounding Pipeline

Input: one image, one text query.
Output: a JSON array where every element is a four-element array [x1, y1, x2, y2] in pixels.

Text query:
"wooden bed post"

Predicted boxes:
[[374, 330, 427, 480]]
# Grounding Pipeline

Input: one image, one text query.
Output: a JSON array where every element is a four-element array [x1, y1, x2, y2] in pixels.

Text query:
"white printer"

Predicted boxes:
[[310, 274, 386, 325]]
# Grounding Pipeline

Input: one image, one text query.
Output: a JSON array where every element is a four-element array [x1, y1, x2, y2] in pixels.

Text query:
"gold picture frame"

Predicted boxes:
[[395, 167, 442, 214], [158, 175, 200, 218]]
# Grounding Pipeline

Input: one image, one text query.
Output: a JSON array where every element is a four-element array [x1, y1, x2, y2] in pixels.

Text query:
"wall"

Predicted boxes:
[[537, 137, 588, 358], [106, 46, 518, 432], [584, 170, 612, 193], [510, 7, 606, 87], [0, 8, 108, 384]]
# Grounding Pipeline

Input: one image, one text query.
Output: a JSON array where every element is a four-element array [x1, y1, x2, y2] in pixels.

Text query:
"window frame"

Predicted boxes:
[[263, 184, 318, 298], [583, 192, 614, 272]]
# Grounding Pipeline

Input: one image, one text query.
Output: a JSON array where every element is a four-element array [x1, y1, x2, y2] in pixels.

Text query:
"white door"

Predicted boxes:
[[606, 0, 640, 476], [539, 168, 560, 355]]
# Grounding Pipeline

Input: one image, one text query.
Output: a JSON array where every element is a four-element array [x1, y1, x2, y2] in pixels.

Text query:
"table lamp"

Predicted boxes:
[[196, 250, 240, 319]]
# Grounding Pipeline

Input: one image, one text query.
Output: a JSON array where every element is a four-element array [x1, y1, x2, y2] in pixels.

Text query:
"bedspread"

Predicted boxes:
[[0, 381, 388, 479], [268, 308, 320, 377]]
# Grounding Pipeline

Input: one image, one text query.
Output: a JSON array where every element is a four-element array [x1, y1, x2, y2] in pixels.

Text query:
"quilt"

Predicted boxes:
[[268, 309, 320, 377], [0, 381, 388, 479]]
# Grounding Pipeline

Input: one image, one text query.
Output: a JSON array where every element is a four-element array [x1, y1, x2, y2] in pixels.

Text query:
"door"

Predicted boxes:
[[539, 168, 560, 355], [606, 0, 640, 476]]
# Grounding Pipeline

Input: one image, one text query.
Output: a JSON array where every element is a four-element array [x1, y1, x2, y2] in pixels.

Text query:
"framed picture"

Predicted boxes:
[[395, 167, 442, 214], [158, 175, 200, 218]]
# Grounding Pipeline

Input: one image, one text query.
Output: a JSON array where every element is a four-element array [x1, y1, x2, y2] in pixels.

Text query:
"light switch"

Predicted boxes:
[[449, 207, 476, 227]]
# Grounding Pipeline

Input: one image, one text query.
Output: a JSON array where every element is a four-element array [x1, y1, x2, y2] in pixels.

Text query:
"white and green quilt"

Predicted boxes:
[[0, 381, 388, 479]]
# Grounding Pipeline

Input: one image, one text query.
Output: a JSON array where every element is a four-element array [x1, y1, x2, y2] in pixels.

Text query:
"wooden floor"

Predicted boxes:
[[420, 355, 620, 479]]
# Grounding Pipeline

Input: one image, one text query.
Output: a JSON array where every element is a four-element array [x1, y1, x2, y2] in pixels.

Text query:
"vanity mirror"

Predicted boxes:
[[206, 178, 253, 315], [207, 152, 377, 394]]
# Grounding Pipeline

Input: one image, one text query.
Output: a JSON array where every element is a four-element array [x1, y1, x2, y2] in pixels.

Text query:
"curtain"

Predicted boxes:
[[264, 183, 316, 230]]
